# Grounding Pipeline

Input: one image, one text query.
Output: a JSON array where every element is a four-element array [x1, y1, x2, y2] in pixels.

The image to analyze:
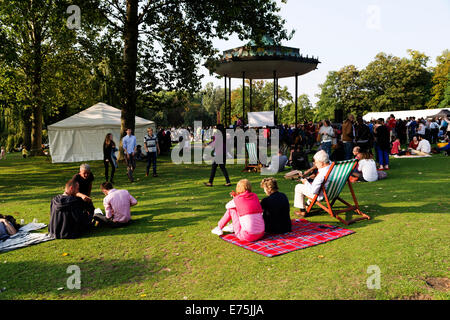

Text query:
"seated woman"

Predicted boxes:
[[0, 214, 19, 241], [211, 179, 265, 242], [260, 178, 292, 234], [293, 150, 331, 217], [351, 151, 378, 182], [408, 136, 419, 150]]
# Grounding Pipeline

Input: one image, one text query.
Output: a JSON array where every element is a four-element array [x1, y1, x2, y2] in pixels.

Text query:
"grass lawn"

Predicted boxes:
[[0, 150, 449, 300]]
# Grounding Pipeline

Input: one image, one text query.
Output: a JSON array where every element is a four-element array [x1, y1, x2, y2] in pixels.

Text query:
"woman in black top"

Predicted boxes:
[[103, 133, 117, 183], [260, 178, 292, 234], [373, 119, 390, 170]]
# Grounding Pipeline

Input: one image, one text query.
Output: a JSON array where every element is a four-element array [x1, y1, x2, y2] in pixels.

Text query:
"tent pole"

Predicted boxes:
[[242, 72, 245, 126], [229, 77, 231, 127], [295, 73, 298, 128], [224, 75, 227, 126]]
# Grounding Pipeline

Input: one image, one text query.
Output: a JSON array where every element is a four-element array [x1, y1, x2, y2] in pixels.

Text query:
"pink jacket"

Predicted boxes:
[[223, 191, 265, 236], [233, 191, 263, 217]]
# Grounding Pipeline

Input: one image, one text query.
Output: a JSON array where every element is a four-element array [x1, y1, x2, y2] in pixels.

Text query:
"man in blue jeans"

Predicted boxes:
[[144, 127, 160, 177], [122, 128, 137, 182]]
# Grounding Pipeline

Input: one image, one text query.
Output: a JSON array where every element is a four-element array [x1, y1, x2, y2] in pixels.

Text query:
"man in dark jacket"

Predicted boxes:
[[48, 179, 94, 239]]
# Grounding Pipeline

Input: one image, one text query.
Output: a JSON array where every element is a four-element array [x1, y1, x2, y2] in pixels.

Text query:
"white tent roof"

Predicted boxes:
[[48, 102, 154, 130], [48, 102, 155, 163], [363, 108, 450, 122]]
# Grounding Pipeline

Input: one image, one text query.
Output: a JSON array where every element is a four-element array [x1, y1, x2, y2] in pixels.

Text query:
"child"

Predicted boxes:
[[211, 179, 265, 242], [391, 137, 401, 155], [352, 146, 360, 158], [0, 146, 5, 160], [351, 151, 378, 182], [22, 146, 28, 158]]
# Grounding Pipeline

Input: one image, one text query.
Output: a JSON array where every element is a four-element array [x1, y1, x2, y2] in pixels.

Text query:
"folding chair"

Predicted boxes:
[[243, 142, 261, 172], [305, 159, 370, 225]]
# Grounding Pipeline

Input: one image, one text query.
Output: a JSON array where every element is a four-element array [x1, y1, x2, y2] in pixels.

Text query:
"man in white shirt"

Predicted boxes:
[[293, 150, 331, 216], [410, 136, 431, 156]]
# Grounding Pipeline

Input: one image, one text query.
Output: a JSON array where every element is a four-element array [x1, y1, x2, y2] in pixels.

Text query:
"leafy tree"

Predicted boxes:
[[98, 0, 292, 138], [427, 50, 450, 108], [359, 50, 432, 112], [0, 0, 104, 155], [280, 94, 313, 124]]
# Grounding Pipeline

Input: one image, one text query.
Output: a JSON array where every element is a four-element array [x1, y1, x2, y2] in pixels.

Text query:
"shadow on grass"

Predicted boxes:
[[0, 257, 167, 299], [301, 201, 448, 230]]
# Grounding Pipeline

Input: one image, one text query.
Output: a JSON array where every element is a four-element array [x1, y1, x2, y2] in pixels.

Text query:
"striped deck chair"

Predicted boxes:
[[243, 142, 260, 172], [305, 159, 370, 225]]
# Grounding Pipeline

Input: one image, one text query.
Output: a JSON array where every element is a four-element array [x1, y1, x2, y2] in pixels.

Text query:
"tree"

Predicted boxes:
[[98, 0, 292, 138], [0, 0, 104, 155], [280, 94, 313, 124], [359, 50, 432, 112], [427, 50, 450, 108]]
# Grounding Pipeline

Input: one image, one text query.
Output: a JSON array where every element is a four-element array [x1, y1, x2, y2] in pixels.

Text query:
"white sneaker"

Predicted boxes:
[[222, 224, 234, 233], [211, 226, 223, 236]]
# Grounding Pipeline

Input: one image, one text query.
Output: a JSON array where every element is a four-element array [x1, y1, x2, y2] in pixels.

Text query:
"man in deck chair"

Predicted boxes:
[[293, 150, 331, 217]]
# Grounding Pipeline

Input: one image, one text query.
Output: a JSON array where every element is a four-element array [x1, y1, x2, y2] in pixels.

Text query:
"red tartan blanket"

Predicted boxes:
[[220, 219, 355, 257]]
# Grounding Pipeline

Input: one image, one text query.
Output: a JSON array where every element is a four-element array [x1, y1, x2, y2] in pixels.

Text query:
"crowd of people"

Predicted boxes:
[[1, 112, 449, 243]]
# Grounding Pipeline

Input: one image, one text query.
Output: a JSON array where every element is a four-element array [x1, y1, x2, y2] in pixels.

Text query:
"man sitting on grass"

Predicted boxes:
[[48, 179, 94, 239], [94, 182, 137, 227]]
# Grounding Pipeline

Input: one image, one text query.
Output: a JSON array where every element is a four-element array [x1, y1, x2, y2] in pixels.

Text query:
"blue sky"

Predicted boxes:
[[200, 0, 450, 106]]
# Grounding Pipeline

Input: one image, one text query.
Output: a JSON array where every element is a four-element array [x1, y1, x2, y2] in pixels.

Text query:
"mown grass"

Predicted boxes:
[[0, 150, 449, 300]]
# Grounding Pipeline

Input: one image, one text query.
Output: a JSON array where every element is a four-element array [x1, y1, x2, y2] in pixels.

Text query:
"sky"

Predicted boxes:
[[199, 0, 450, 107]]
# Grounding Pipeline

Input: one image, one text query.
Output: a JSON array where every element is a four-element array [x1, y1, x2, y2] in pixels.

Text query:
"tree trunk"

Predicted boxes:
[[119, 0, 139, 159], [30, 23, 44, 156], [22, 108, 32, 151]]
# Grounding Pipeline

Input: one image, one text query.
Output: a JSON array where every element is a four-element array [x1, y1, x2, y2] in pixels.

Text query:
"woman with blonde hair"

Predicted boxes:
[[211, 179, 265, 241], [260, 178, 291, 234]]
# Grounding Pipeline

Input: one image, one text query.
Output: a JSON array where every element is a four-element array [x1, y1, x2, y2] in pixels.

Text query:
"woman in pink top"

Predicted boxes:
[[212, 179, 265, 242]]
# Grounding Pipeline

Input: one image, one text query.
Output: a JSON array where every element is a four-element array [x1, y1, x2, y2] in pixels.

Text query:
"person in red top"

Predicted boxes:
[[211, 179, 265, 242], [391, 137, 401, 155], [408, 135, 419, 150], [388, 115, 397, 140]]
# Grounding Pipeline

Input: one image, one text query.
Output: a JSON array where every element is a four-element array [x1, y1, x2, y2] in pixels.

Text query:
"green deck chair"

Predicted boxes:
[[305, 159, 370, 225], [243, 142, 260, 172]]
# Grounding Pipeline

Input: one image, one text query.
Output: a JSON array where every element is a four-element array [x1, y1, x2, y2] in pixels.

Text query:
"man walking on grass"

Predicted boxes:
[[122, 128, 137, 182]]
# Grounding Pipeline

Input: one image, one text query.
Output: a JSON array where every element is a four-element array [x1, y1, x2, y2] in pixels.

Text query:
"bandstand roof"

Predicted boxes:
[[206, 36, 320, 79]]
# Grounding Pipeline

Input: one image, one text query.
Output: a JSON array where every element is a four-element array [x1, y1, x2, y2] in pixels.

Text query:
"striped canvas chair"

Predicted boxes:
[[305, 159, 370, 225], [243, 142, 260, 172]]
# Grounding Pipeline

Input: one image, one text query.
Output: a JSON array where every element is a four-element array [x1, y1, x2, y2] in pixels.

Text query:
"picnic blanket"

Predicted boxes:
[[220, 219, 355, 257], [392, 154, 431, 158], [0, 223, 54, 253]]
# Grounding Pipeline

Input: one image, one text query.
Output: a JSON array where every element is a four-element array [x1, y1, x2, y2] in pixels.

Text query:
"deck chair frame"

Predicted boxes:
[[305, 160, 370, 225], [243, 142, 261, 172]]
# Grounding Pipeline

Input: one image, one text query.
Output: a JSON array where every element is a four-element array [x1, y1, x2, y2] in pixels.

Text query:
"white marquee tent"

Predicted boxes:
[[362, 108, 450, 122], [48, 102, 155, 163]]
